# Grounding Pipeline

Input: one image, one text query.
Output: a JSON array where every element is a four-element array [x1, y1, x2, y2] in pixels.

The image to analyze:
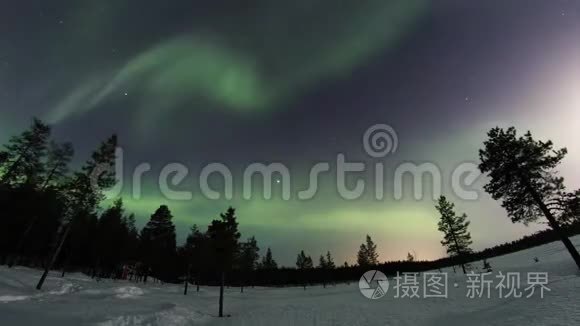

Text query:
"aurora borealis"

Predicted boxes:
[[1, 0, 580, 265]]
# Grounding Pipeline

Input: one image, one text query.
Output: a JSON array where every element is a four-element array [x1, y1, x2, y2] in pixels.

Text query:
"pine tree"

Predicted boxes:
[[318, 254, 332, 288], [259, 247, 278, 270], [0, 118, 51, 187], [36, 135, 117, 289], [95, 199, 127, 277], [183, 224, 207, 292], [41, 141, 74, 189], [296, 250, 313, 290], [318, 255, 327, 269], [296, 250, 313, 269], [238, 236, 260, 292], [357, 235, 379, 267], [325, 251, 335, 269], [305, 256, 313, 269], [207, 207, 241, 317], [555, 189, 580, 226], [479, 127, 580, 269], [9, 140, 73, 268], [435, 196, 473, 274], [140, 205, 177, 281], [407, 252, 415, 262]]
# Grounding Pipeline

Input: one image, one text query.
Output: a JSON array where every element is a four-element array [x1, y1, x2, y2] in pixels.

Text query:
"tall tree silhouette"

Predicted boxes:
[[296, 250, 313, 269], [479, 127, 580, 269], [238, 236, 260, 292], [325, 251, 335, 269], [259, 247, 278, 270], [140, 205, 177, 281], [296, 250, 313, 289], [435, 196, 473, 274], [36, 135, 117, 289], [120, 213, 140, 263], [207, 207, 241, 317], [8, 141, 74, 267], [182, 224, 207, 292], [357, 235, 379, 267], [94, 199, 128, 277], [317, 251, 335, 288]]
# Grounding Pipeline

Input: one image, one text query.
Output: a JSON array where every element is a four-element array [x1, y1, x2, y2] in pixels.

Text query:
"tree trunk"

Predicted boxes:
[[218, 271, 225, 317], [524, 178, 580, 269], [195, 272, 200, 292], [183, 264, 190, 295], [36, 223, 72, 290]]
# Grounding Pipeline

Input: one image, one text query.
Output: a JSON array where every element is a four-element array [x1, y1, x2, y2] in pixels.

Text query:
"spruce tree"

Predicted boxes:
[[435, 196, 473, 274], [318, 255, 327, 269], [357, 235, 379, 267], [207, 207, 241, 317], [325, 251, 335, 269], [120, 213, 139, 263], [238, 236, 260, 292], [140, 205, 177, 280], [296, 250, 313, 269], [296, 250, 313, 290], [479, 127, 580, 269], [260, 247, 278, 269], [95, 199, 127, 276], [9, 140, 73, 268], [183, 224, 207, 292]]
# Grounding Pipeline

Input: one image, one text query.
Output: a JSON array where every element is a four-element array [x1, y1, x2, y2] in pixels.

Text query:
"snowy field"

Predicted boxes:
[[1, 236, 579, 326]]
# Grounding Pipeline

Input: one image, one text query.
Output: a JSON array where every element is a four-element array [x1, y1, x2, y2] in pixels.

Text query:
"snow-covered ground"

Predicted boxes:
[[1, 236, 579, 326]]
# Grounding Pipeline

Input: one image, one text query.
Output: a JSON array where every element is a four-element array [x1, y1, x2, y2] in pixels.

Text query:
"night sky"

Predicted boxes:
[[1, 0, 579, 266]]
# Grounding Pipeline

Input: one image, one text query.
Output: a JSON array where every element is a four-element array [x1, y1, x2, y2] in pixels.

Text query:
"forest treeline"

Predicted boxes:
[[1, 118, 580, 291]]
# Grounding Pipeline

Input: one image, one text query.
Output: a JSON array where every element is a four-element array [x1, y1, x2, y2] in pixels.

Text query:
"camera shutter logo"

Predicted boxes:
[[359, 270, 389, 299]]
